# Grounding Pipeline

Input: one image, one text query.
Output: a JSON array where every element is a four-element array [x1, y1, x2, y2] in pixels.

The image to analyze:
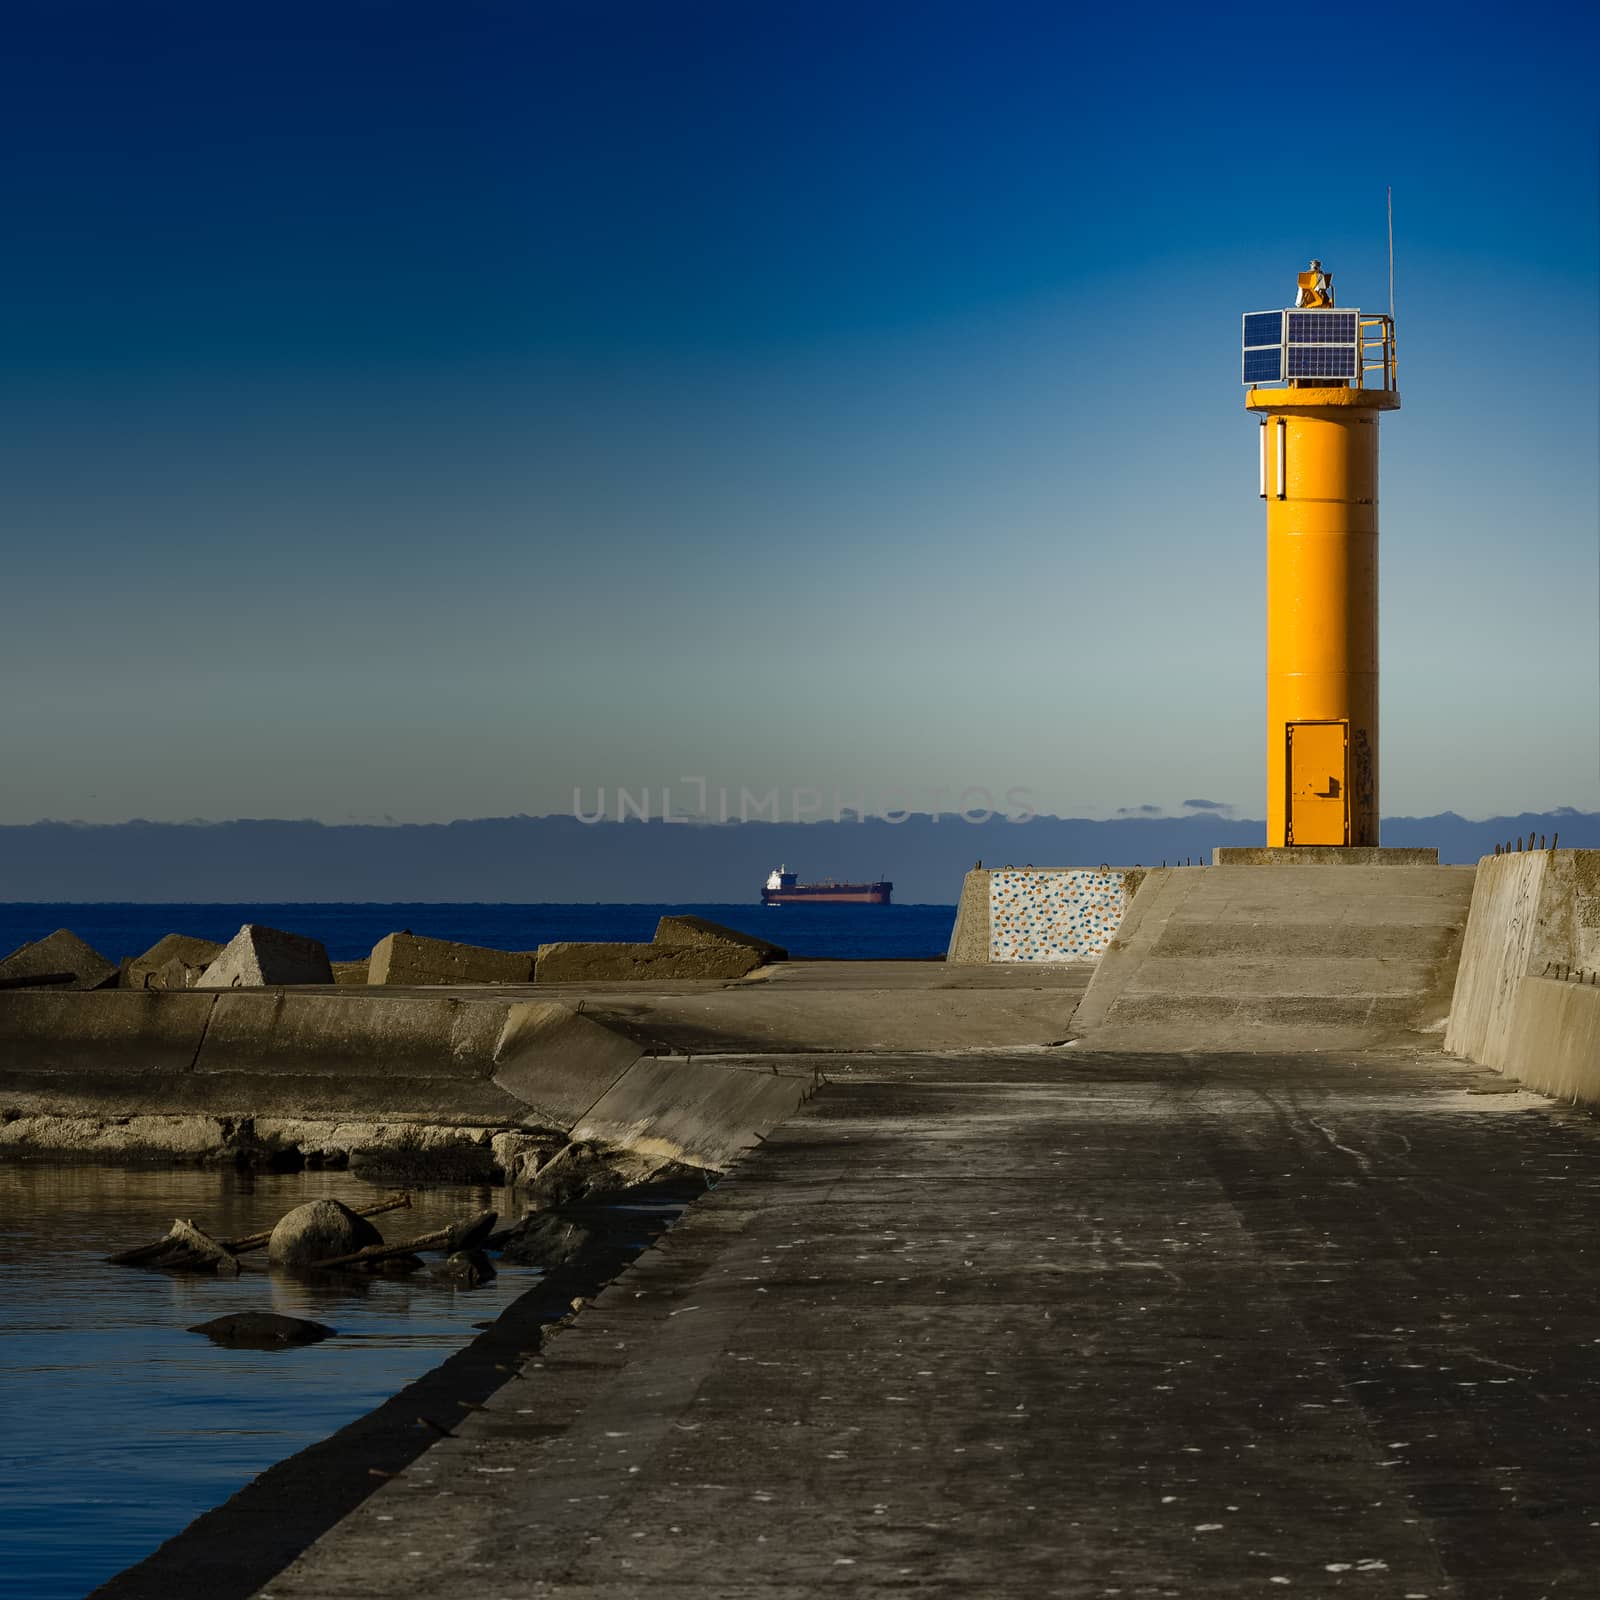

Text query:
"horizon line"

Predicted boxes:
[[1, 807, 1593, 831]]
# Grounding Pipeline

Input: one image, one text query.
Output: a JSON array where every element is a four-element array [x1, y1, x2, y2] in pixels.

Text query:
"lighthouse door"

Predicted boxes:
[[1286, 721, 1349, 846]]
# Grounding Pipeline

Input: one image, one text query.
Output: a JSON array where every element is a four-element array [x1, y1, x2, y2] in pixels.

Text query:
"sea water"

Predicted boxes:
[[0, 902, 957, 966], [0, 1167, 550, 1600]]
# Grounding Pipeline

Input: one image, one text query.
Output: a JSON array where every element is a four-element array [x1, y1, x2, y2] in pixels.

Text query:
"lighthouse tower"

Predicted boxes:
[[1242, 263, 1398, 847]]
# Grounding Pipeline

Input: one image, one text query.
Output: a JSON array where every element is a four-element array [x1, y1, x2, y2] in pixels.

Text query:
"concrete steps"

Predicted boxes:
[[1073, 864, 1478, 1051]]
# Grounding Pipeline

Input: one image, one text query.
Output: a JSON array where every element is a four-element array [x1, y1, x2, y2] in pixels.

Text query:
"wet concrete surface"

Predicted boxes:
[[250, 1048, 1600, 1597]]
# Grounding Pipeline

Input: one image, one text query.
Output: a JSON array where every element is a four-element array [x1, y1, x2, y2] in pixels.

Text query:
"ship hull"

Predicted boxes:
[[762, 884, 892, 906]]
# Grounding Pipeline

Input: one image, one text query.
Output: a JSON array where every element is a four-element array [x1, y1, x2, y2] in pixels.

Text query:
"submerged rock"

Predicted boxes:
[[267, 1198, 383, 1266], [436, 1249, 496, 1288], [496, 1211, 595, 1268], [188, 1312, 335, 1348], [357, 1251, 425, 1276]]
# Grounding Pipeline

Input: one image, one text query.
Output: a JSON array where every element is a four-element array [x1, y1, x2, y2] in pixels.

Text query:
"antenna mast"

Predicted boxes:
[[1387, 186, 1395, 322]]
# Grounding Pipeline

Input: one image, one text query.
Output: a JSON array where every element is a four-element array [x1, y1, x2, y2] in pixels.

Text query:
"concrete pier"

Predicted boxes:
[[35, 855, 1600, 1597], [115, 1042, 1600, 1600]]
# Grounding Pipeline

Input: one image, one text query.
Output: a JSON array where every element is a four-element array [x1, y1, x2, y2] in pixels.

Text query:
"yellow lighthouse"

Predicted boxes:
[[1242, 264, 1398, 847]]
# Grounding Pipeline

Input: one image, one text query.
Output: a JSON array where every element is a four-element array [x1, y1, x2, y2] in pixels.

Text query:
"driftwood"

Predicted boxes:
[[115, 1217, 243, 1276], [107, 1192, 413, 1268], [309, 1209, 497, 1270]]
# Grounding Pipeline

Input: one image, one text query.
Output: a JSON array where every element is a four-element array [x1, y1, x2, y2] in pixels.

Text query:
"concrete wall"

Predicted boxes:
[[0, 989, 817, 1174], [1497, 976, 1600, 1104], [947, 867, 1142, 965], [1444, 851, 1600, 1071]]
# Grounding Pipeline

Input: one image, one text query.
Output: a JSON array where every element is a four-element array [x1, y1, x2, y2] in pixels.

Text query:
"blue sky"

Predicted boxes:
[[1, 0, 1595, 825]]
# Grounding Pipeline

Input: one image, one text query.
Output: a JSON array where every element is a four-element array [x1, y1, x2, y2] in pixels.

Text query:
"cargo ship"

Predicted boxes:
[[762, 866, 892, 906]]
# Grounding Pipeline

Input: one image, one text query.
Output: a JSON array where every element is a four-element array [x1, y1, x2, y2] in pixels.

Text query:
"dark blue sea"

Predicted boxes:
[[0, 902, 957, 966], [0, 1169, 661, 1600]]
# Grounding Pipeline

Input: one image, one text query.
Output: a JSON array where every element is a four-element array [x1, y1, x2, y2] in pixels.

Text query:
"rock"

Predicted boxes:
[[350, 1129, 500, 1185], [518, 1139, 699, 1208], [267, 1198, 384, 1266], [125, 934, 224, 991], [490, 1131, 561, 1187], [188, 1312, 335, 1348], [495, 1211, 595, 1268], [0, 929, 118, 991], [653, 914, 787, 963], [196, 925, 334, 989], [516, 1140, 611, 1207], [357, 1252, 425, 1276], [436, 1249, 495, 1287], [368, 931, 534, 987], [534, 941, 763, 983], [444, 1209, 499, 1253], [0, 1111, 225, 1163]]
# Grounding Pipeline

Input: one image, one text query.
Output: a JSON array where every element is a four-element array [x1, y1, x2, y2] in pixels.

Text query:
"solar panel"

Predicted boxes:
[[1286, 345, 1358, 379], [1243, 311, 1283, 348], [1243, 346, 1284, 383], [1287, 310, 1356, 344], [1244, 304, 1361, 385]]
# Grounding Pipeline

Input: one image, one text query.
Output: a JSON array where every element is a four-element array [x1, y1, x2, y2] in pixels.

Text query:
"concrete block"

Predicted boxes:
[[196, 924, 334, 989], [0, 928, 118, 991], [125, 934, 224, 991], [1444, 851, 1600, 1069], [653, 914, 786, 963], [190, 992, 534, 1124], [535, 941, 762, 983], [1498, 975, 1600, 1104], [491, 1000, 644, 1126], [367, 931, 534, 987], [573, 1056, 821, 1170], [197, 990, 504, 1081], [0, 990, 219, 1110], [332, 960, 370, 985]]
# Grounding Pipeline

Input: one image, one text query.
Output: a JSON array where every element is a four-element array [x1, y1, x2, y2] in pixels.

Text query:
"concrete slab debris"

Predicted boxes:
[[534, 940, 763, 983], [195, 924, 334, 989], [0, 928, 119, 992], [124, 934, 223, 991], [368, 931, 534, 987], [652, 914, 787, 962]]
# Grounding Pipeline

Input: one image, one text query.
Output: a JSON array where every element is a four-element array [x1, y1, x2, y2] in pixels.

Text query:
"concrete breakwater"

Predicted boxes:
[[7, 852, 1600, 1185], [0, 913, 787, 993], [0, 987, 819, 1182]]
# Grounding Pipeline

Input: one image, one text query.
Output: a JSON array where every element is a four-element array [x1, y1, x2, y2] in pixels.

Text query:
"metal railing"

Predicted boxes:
[[1358, 314, 1397, 391]]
